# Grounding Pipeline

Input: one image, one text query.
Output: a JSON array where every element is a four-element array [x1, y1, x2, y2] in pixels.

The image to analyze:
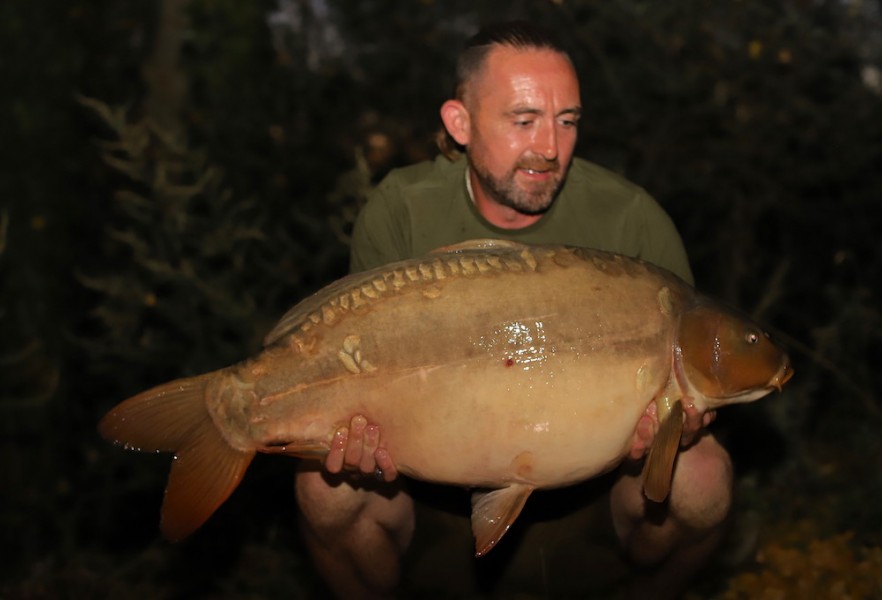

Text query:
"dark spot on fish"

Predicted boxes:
[[505, 358, 515, 367], [513, 451, 534, 478]]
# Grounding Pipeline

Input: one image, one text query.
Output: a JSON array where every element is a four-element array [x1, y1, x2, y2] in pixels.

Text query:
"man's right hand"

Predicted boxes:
[[323, 415, 399, 482]]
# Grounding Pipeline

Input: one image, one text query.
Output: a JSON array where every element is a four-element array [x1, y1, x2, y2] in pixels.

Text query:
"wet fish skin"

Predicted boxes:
[[99, 240, 792, 555]]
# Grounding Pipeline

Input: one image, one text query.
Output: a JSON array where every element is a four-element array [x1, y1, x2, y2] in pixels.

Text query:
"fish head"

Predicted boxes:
[[677, 299, 793, 409]]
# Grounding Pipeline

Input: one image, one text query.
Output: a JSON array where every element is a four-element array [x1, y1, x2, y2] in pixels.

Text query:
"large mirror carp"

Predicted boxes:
[[100, 240, 792, 556]]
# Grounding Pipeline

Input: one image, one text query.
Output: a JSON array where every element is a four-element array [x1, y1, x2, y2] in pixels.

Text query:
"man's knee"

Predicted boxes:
[[669, 434, 734, 533], [296, 468, 367, 532], [295, 467, 416, 598], [611, 433, 734, 566], [295, 470, 414, 551]]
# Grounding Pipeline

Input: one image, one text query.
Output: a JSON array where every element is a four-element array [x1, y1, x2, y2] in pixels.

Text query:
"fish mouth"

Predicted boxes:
[[770, 359, 794, 392]]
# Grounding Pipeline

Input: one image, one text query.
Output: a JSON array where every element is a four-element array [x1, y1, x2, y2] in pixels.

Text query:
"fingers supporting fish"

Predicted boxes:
[[344, 415, 369, 468], [360, 424, 380, 473], [680, 403, 715, 447], [374, 447, 398, 482], [322, 415, 398, 481], [324, 426, 349, 473], [628, 412, 656, 460], [704, 411, 717, 427]]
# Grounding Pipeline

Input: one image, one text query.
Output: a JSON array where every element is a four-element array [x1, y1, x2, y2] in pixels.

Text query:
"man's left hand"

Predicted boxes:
[[627, 402, 717, 461]]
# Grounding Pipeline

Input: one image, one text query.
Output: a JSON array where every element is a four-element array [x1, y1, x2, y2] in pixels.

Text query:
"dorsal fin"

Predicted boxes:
[[431, 238, 528, 254], [262, 268, 388, 346]]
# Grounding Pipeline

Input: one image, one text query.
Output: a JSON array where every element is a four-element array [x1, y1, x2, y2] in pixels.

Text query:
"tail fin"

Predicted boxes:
[[99, 371, 255, 541]]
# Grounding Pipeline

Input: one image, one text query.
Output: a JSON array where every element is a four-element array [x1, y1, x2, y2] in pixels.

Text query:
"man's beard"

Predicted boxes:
[[468, 154, 566, 216]]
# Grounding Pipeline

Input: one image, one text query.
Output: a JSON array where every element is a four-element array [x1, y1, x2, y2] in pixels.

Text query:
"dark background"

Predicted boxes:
[[2, 1, 881, 598]]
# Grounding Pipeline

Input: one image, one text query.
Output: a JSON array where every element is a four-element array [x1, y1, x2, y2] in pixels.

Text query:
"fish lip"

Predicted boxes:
[[771, 360, 794, 392]]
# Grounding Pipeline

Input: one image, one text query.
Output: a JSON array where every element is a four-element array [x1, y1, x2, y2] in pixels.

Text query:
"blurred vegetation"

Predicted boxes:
[[1, 0, 881, 598]]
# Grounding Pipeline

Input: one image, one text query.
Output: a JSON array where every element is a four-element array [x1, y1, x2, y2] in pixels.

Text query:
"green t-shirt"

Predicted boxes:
[[351, 154, 693, 285]]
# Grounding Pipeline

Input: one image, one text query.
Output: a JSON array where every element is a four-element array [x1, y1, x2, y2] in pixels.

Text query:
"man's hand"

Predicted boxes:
[[627, 401, 717, 461], [681, 402, 717, 446], [323, 415, 398, 482]]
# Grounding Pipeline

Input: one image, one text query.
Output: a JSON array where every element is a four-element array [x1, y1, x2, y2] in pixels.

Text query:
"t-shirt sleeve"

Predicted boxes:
[[349, 179, 411, 273], [629, 189, 694, 285]]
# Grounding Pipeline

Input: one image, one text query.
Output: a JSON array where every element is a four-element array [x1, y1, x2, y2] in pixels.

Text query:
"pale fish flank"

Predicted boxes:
[[99, 239, 792, 556]]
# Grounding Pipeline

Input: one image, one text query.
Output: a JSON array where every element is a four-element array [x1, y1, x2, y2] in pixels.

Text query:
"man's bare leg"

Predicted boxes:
[[295, 416, 414, 599], [296, 469, 413, 599], [611, 432, 734, 600]]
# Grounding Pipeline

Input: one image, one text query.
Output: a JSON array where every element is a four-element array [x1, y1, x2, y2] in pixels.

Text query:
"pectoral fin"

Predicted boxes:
[[641, 400, 684, 502], [470, 484, 533, 557]]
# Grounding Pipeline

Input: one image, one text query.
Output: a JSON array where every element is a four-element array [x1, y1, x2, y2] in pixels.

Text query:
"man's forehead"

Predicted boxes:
[[467, 46, 579, 105]]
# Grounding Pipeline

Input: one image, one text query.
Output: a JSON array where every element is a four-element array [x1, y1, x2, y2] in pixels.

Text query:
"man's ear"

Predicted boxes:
[[440, 100, 471, 146]]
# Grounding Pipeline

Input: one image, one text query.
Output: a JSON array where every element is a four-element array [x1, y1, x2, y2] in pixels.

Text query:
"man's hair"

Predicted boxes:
[[437, 21, 573, 158], [453, 21, 571, 102]]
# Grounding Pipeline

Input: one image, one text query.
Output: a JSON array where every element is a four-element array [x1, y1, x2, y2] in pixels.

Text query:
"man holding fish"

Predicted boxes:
[[100, 19, 790, 600], [297, 20, 733, 600]]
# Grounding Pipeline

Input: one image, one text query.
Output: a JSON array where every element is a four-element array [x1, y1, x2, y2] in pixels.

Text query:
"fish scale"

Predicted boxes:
[[99, 239, 792, 555], [267, 243, 543, 348]]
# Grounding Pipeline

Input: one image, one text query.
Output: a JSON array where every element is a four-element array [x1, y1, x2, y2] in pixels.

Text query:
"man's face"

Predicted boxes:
[[465, 47, 582, 216]]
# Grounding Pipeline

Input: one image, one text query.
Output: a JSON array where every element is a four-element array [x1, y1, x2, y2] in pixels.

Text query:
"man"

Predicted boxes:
[[296, 21, 731, 599]]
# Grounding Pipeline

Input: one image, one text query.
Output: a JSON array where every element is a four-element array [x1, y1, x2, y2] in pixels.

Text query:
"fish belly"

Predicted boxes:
[[223, 246, 681, 490], [371, 352, 663, 488]]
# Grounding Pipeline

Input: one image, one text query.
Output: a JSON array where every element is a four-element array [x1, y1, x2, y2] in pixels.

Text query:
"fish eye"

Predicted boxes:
[[745, 331, 760, 345]]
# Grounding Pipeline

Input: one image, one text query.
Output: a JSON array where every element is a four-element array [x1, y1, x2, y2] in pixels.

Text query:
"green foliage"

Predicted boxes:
[[75, 94, 282, 384]]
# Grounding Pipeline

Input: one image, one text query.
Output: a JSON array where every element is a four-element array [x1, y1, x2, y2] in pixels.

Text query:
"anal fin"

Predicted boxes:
[[470, 483, 534, 557], [641, 400, 684, 503]]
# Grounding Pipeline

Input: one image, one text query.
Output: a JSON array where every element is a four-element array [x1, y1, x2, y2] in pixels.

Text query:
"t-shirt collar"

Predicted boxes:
[[465, 165, 476, 205]]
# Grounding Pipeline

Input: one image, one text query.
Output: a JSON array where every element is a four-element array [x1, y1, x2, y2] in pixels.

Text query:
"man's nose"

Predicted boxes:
[[531, 123, 558, 160]]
